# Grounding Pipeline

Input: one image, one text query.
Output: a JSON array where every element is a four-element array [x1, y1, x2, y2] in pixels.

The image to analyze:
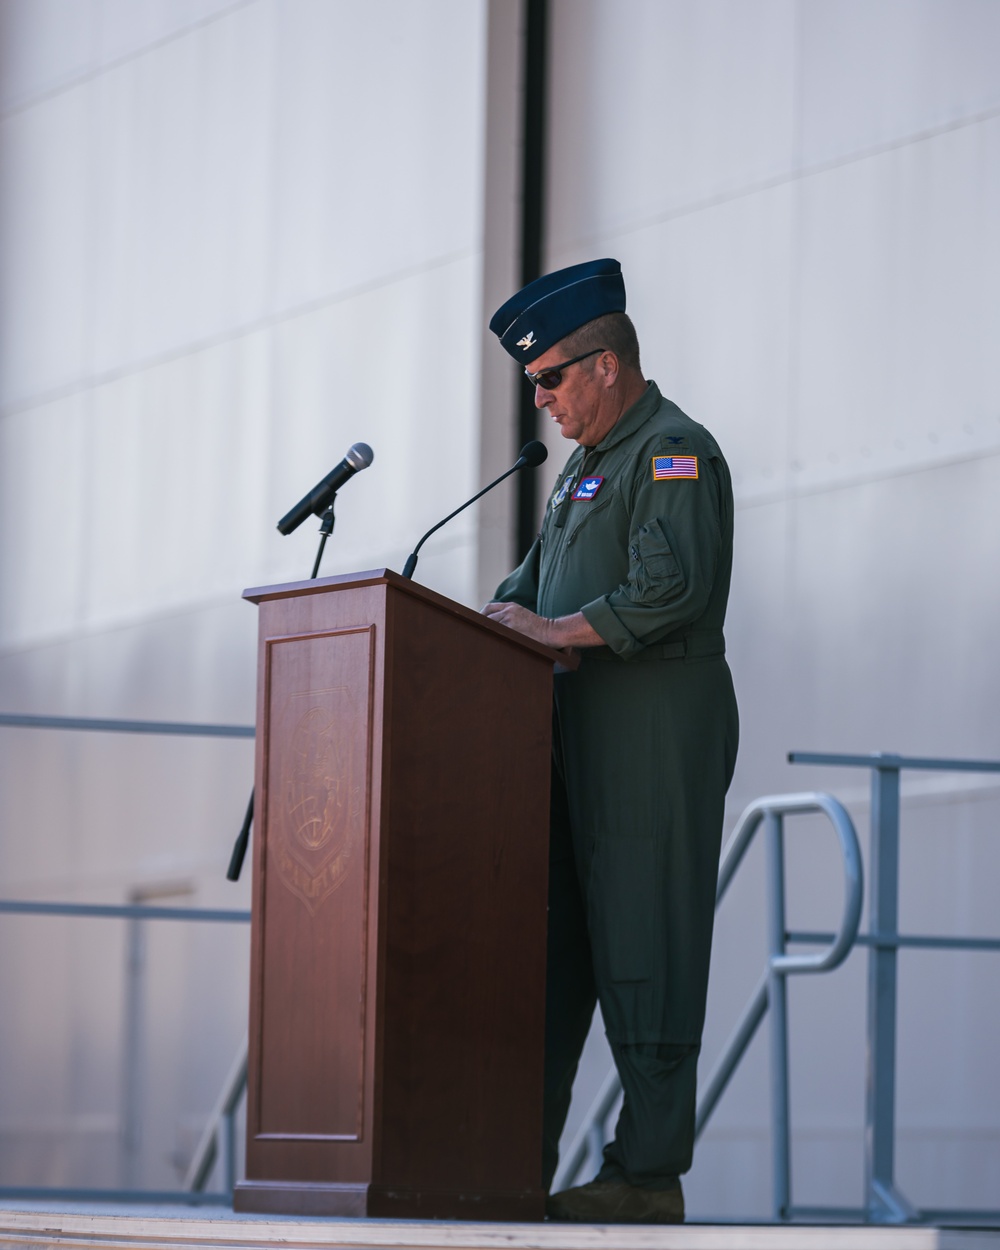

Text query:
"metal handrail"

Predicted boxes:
[[183, 1039, 249, 1193], [0, 898, 251, 1204], [699, 794, 862, 1152], [717, 791, 863, 973], [558, 752, 1000, 1226], [0, 900, 250, 923], [0, 712, 254, 738], [553, 791, 863, 1198], [788, 750, 1000, 1226], [8, 710, 996, 1220], [0, 704, 255, 1204]]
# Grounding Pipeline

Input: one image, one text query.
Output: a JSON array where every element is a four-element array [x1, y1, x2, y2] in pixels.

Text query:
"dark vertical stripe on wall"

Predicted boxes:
[[516, 0, 548, 559]]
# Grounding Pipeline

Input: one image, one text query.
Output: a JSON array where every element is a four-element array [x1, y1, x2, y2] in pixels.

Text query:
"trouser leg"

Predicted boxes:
[[542, 765, 597, 1191], [596, 1041, 700, 1188]]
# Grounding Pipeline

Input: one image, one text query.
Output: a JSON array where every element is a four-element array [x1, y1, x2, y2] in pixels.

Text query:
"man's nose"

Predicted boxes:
[[534, 384, 552, 409]]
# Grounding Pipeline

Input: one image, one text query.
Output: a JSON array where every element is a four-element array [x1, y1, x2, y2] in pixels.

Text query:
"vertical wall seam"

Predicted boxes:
[[515, 0, 549, 559]]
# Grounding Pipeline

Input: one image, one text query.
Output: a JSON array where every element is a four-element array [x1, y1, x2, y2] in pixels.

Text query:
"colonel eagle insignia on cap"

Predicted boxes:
[[516, 331, 536, 351]]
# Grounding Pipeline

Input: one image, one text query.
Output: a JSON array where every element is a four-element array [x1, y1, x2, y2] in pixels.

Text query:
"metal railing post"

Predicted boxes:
[[864, 759, 916, 1222], [765, 811, 792, 1220], [121, 909, 145, 1189], [224, 1109, 237, 1196]]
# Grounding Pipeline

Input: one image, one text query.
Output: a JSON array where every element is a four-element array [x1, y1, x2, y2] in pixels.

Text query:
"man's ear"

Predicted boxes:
[[598, 350, 620, 388]]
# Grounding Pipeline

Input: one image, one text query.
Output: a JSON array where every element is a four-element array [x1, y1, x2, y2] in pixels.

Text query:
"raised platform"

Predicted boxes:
[[0, 1205, 998, 1250]]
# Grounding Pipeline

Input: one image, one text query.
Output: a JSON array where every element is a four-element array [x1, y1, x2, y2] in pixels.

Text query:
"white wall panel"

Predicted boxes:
[[791, 117, 1000, 498], [0, 89, 93, 408], [0, 0, 490, 1193], [88, 1, 274, 378], [0, 0, 101, 111], [269, 0, 486, 315], [0, 719, 253, 888], [892, 793, 1000, 1208], [798, 0, 1000, 165], [0, 597, 258, 725], [686, 1130, 769, 1220], [0, 0, 244, 112], [722, 498, 797, 805], [2, 254, 485, 647], [10, 329, 271, 643], [0, 393, 91, 647], [265, 256, 482, 604], [106, 334, 270, 607], [93, 0, 249, 67], [897, 948, 1000, 1209], [558, 182, 798, 507], [0, 1, 275, 408], [777, 458, 1000, 762], [0, 911, 122, 1184], [723, 454, 1000, 815], [547, 0, 796, 250]]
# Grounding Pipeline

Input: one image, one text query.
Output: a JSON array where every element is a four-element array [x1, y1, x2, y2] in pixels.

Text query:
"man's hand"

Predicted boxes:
[[482, 602, 604, 651], [482, 601, 550, 644]]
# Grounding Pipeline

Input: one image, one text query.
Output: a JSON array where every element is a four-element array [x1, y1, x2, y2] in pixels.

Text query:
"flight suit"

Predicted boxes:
[[494, 381, 739, 1189]]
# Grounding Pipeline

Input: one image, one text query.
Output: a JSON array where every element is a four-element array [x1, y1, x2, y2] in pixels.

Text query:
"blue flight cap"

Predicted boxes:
[[489, 258, 626, 362]]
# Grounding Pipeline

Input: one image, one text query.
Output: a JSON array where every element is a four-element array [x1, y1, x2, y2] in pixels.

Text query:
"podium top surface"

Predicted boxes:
[[242, 568, 577, 669]]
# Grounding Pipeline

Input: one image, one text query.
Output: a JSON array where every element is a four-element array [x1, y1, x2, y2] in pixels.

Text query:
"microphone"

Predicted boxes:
[[401, 440, 548, 580], [513, 440, 548, 470], [277, 442, 374, 535]]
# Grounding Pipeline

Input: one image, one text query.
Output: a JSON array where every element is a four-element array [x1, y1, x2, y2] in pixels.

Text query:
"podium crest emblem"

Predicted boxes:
[[275, 701, 360, 912]]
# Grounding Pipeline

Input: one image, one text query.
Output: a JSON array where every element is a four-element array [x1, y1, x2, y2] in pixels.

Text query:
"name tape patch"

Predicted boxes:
[[652, 455, 698, 481], [572, 476, 605, 501]]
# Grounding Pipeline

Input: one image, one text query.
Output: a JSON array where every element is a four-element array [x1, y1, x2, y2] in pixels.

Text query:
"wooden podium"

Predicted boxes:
[[233, 569, 563, 1220]]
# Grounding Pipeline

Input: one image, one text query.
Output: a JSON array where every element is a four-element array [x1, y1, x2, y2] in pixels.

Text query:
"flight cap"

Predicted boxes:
[[489, 258, 625, 362]]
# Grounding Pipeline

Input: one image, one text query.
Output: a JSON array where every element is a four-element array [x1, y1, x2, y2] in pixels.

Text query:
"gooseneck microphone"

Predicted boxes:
[[277, 442, 374, 535], [402, 440, 548, 580]]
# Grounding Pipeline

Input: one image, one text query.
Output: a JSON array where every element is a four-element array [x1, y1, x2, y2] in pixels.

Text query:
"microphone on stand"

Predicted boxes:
[[402, 440, 548, 580], [277, 442, 374, 535], [227, 440, 374, 885]]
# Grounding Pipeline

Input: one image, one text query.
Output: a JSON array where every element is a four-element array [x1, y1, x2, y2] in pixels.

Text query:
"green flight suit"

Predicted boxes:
[[494, 381, 739, 1189]]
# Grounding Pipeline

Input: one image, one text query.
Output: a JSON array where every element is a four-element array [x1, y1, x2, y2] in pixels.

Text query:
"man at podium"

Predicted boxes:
[[484, 258, 739, 1224]]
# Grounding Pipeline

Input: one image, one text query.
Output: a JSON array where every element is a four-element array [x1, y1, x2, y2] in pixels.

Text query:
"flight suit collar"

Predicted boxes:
[[590, 380, 662, 453]]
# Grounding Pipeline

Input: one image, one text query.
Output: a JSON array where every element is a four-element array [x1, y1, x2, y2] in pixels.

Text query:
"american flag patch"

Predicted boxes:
[[652, 455, 699, 480]]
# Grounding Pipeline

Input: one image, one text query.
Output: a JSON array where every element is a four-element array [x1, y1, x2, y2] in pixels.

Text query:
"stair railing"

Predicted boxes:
[[182, 1039, 249, 1195], [553, 790, 864, 1216], [788, 751, 1000, 1225], [0, 710, 253, 1204]]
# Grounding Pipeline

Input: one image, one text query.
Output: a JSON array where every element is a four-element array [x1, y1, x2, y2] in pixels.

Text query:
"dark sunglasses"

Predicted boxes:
[[524, 347, 606, 390]]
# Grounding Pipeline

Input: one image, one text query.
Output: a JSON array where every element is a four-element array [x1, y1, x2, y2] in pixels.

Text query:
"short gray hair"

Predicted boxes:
[[561, 312, 641, 373]]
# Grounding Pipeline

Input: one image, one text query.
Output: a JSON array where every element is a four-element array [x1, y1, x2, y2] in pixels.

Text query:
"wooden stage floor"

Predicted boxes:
[[0, 1203, 998, 1250]]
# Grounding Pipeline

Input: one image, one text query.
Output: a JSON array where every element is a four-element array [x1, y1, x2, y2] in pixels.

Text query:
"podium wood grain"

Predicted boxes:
[[235, 571, 560, 1220]]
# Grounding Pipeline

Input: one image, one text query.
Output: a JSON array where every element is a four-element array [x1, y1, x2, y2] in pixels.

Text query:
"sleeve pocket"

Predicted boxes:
[[629, 517, 687, 604]]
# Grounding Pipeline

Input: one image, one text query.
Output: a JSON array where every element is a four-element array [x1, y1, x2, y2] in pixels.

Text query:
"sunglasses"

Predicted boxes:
[[524, 347, 606, 390]]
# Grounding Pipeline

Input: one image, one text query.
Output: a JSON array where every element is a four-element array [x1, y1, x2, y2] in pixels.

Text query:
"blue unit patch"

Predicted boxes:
[[572, 476, 605, 501], [552, 474, 575, 510]]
